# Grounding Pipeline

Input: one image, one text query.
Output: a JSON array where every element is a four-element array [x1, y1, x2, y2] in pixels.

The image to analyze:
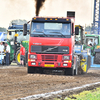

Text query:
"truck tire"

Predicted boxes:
[[15, 49, 21, 65], [64, 68, 69, 75], [65, 67, 74, 76], [94, 52, 100, 64], [28, 66, 35, 73], [71, 67, 74, 76]]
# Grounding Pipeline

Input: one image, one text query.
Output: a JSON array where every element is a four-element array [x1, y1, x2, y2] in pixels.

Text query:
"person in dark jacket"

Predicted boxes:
[[5, 43, 10, 66]]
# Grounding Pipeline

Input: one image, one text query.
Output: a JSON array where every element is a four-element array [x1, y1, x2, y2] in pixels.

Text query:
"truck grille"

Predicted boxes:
[[31, 45, 69, 54], [42, 55, 58, 61]]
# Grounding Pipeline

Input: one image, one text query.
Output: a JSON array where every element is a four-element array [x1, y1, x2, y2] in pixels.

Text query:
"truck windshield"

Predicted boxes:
[[31, 22, 71, 38]]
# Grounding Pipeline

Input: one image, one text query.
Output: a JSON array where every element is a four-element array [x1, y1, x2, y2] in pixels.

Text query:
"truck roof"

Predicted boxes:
[[32, 16, 73, 23], [85, 34, 100, 37]]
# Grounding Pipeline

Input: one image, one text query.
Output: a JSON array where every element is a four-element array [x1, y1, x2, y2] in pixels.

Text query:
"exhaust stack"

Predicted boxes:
[[67, 11, 75, 18]]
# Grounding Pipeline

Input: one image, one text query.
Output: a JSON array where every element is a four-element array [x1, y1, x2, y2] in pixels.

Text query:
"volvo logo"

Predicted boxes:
[[33, 43, 42, 45]]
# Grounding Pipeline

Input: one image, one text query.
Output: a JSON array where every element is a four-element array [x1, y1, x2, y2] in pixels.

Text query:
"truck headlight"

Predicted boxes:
[[63, 56, 70, 60], [30, 55, 37, 59], [63, 64, 68, 66]]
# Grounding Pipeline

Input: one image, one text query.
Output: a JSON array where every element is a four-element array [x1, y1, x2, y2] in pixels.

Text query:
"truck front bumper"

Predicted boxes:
[[28, 60, 72, 68]]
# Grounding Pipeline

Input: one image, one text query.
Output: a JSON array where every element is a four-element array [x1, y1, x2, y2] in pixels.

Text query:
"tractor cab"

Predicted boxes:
[[84, 34, 99, 55]]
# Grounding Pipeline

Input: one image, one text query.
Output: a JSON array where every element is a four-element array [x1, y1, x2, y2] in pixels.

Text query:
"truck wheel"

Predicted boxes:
[[65, 67, 74, 76], [94, 53, 100, 64], [28, 66, 35, 73], [40, 68, 43, 74], [64, 68, 69, 75], [71, 67, 74, 76], [15, 49, 21, 65]]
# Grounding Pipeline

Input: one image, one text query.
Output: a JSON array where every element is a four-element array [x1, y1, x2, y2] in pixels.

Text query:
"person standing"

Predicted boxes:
[[61, 25, 70, 35], [20, 43, 25, 66], [5, 43, 10, 66]]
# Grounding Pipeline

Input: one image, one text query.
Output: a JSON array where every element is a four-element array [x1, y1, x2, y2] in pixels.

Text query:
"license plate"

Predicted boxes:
[[44, 64, 54, 67]]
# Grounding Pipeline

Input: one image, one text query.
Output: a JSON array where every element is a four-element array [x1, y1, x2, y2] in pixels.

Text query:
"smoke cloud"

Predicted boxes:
[[0, 0, 93, 28], [35, 0, 46, 16]]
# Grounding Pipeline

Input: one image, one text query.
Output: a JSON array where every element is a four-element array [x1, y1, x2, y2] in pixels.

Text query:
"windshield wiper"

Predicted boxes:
[[33, 31, 48, 37], [49, 32, 66, 37]]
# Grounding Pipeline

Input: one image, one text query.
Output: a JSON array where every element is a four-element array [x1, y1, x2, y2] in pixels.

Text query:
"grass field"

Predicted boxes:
[[54, 87, 100, 100]]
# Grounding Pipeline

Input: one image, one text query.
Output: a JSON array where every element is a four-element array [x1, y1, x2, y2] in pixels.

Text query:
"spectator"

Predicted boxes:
[[33, 24, 44, 32], [5, 43, 10, 66], [0, 42, 4, 53], [20, 43, 25, 66]]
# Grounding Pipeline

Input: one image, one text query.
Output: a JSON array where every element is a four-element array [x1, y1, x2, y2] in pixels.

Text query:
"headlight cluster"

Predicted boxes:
[[63, 56, 70, 60], [30, 55, 37, 59]]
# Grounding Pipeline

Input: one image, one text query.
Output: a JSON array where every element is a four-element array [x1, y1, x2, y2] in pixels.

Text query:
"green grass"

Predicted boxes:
[[54, 87, 100, 100]]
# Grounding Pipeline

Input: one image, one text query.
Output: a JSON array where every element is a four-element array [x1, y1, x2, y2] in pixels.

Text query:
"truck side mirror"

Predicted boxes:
[[75, 27, 79, 35], [23, 24, 27, 36]]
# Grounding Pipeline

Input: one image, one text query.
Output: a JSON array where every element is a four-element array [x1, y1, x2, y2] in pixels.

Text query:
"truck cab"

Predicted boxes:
[[24, 12, 88, 75]]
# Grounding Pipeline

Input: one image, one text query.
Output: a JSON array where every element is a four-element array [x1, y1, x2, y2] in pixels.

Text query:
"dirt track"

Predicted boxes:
[[0, 65, 100, 100]]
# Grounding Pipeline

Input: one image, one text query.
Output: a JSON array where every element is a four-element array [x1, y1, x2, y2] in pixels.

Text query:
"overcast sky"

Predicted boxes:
[[0, 0, 94, 28]]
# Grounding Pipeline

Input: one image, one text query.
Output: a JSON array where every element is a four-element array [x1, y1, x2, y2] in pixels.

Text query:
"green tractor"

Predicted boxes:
[[7, 24, 30, 65], [83, 34, 100, 66]]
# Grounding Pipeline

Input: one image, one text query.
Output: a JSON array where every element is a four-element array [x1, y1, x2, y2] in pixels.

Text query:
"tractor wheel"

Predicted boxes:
[[15, 49, 21, 65], [94, 53, 100, 64], [28, 66, 35, 73]]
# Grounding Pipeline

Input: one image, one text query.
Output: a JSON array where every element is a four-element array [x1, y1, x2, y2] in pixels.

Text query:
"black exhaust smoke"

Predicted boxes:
[[35, 0, 45, 16]]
